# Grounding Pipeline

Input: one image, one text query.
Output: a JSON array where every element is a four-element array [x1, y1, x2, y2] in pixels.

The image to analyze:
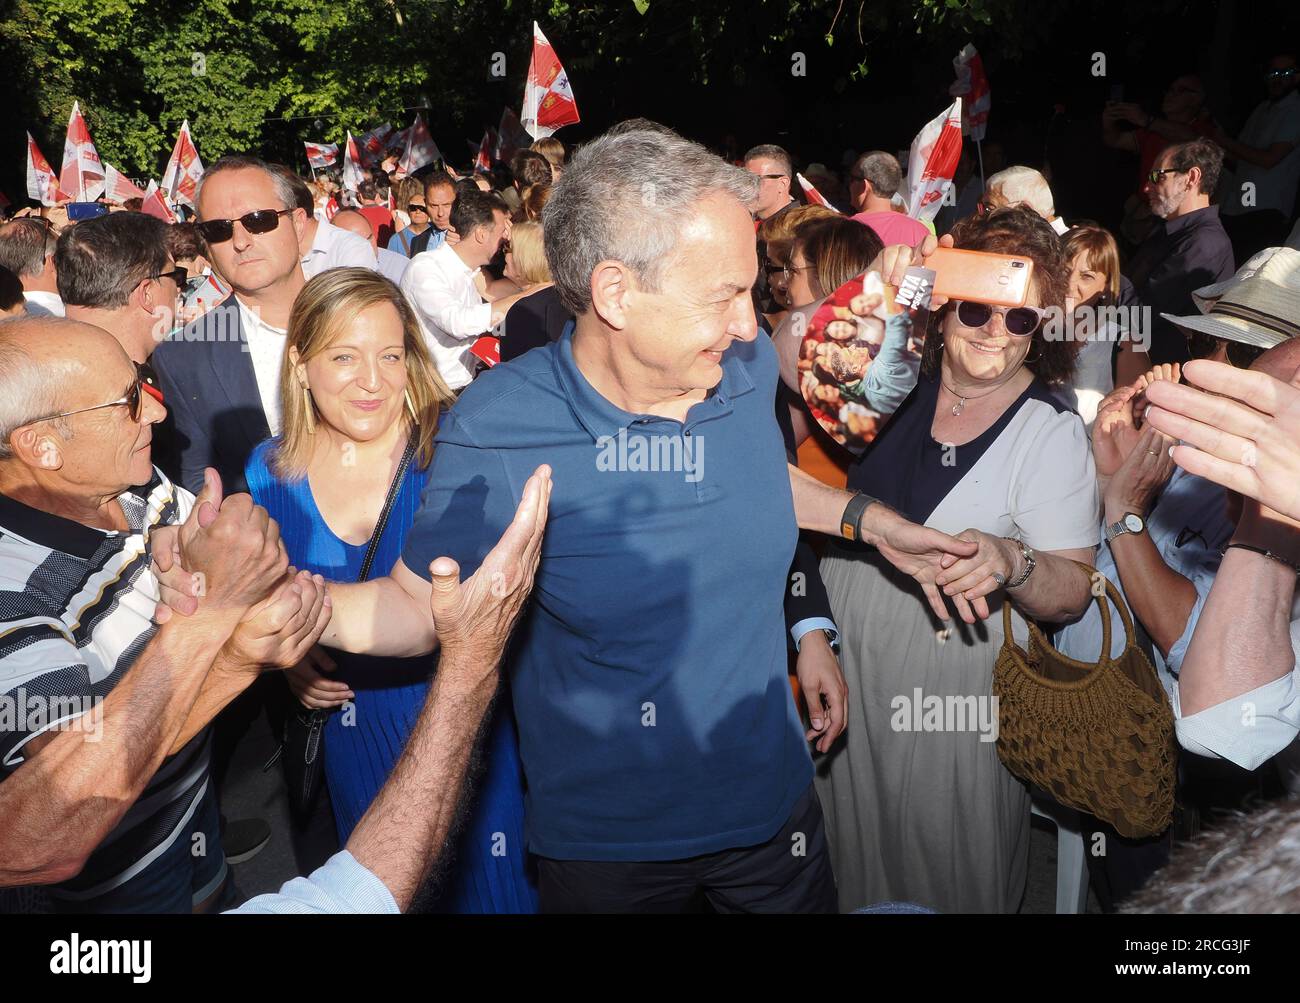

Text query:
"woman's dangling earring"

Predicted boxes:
[[404, 388, 419, 423], [303, 386, 316, 434]]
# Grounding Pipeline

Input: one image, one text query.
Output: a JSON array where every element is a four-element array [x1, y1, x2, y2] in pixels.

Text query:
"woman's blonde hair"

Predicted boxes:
[[508, 221, 551, 285], [272, 267, 454, 479]]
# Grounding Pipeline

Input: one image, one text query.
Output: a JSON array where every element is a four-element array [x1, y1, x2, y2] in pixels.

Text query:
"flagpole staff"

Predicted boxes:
[[976, 138, 985, 190]]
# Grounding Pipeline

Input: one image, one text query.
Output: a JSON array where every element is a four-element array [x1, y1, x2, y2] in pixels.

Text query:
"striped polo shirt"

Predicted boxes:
[[0, 468, 210, 900]]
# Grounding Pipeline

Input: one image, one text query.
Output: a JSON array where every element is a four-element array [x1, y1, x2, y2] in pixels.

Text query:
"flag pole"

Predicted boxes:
[[976, 138, 986, 190]]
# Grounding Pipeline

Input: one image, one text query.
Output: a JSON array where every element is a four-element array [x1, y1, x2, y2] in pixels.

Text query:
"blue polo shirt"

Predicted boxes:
[[402, 328, 810, 861]]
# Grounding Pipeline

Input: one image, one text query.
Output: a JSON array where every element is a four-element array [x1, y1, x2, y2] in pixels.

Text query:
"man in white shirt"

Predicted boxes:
[[275, 168, 378, 280], [400, 189, 536, 389], [0, 219, 64, 317]]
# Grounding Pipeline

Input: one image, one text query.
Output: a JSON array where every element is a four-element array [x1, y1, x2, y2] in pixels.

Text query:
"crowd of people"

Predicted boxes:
[[0, 48, 1299, 916]]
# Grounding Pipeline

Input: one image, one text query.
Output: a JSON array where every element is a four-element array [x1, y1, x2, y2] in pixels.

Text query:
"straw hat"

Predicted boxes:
[[1162, 246, 1300, 349]]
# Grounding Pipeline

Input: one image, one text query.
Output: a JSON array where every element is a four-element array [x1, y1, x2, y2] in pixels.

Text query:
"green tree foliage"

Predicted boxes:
[[0, 0, 1047, 190]]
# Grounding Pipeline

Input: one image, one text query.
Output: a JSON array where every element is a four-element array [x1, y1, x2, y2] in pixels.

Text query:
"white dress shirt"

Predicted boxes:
[[399, 242, 494, 390], [302, 221, 379, 279], [236, 296, 289, 436], [375, 246, 411, 285], [23, 290, 65, 317]]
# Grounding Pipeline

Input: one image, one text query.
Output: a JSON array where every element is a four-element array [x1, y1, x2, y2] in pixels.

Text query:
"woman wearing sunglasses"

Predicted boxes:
[[813, 206, 1100, 913], [387, 177, 430, 258]]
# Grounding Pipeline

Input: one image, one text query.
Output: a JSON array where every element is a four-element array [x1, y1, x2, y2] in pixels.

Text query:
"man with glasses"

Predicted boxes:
[[152, 155, 310, 496], [744, 144, 796, 230], [56, 213, 184, 368], [1123, 139, 1235, 368], [1216, 52, 1300, 260], [0, 317, 326, 912]]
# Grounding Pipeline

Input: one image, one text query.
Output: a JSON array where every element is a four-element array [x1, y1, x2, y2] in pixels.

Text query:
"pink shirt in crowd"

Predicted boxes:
[[850, 210, 931, 249]]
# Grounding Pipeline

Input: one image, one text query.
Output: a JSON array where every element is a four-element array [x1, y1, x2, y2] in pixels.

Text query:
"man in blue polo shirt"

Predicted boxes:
[[314, 124, 979, 912]]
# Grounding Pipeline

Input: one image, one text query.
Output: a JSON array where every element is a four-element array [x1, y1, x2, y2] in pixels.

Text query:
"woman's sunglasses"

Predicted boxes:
[[408, 203, 429, 213], [196, 208, 293, 245], [953, 300, 1045, 337]]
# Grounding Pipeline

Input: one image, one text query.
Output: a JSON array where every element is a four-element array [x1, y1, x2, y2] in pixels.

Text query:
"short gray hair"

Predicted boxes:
[[985, 166, 1056, 219], [194, 156, 298, 219], [852, 151, 904, 198], [0, 322, 73, 458], [543, 127, 760, 314]]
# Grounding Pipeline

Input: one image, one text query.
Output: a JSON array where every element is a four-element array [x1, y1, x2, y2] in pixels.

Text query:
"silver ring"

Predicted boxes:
[[992, 572, 1007, 587]]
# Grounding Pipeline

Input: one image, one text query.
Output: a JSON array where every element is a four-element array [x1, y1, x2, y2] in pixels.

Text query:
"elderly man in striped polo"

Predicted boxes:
[[0, 317, 329, 912]]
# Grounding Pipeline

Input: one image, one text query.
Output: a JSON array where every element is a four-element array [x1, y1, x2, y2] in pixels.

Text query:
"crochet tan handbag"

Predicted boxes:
[[993, 565, 1177, 838]]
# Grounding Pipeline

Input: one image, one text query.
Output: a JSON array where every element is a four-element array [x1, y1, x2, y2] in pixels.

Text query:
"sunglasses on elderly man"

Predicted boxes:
[[196, 208, 294, 245], [26, 375, 144, 427], [953, 299, 1045, 337]]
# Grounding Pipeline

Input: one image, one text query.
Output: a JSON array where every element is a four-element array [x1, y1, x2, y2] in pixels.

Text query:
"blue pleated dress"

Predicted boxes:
[[246, 439, 538, 913]]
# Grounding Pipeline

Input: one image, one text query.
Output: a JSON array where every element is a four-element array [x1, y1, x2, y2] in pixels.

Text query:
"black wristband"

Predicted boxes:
[[840, 492, 877, 542], [1225, 542, 1300, 575]]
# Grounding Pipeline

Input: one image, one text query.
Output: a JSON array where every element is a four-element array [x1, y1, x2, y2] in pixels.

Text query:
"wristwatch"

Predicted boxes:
[[1105, 512, 1146, 542]]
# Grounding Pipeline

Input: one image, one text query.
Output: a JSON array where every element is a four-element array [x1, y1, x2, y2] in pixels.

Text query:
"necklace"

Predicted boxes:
[[940, 380, 1003, 416]]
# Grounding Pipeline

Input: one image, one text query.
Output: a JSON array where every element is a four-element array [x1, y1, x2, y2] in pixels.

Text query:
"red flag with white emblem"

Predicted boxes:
[[904, 97, 963, 222], [27, 132, 69, 205], [521, 22, 580, 140], [59, 101, 105, 201], [103, 162, 147, 204], [472, 129, 494, 172], [358, 124, 394, 167], [163, 120, 205, 209]]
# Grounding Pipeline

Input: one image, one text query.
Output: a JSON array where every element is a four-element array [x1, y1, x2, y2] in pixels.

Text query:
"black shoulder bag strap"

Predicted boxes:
[[271, 430, 420, 816]]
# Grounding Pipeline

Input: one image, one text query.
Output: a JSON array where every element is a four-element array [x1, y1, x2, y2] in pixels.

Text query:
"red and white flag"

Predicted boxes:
[[396, 114, 442, 178], [26, 132, 68, 206], [59, 101, 105, 202], [103, 162, 147, 204], [140, 180, 177, 223], [359, 123, 394, 166], [304, 141, 339, 169], [950, 44, 991, 142], [495, 106, 530, 161], [163, 120, 204, 209], [521, 22, 580, 140], [904, 97, 963, 222], [797, 173, 842, 213], [472, 129, 494, 172], [342, 131, 366, 191]]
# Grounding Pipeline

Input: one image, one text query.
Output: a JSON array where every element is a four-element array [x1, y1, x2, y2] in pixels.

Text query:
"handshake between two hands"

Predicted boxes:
[[148, 464, 555, 680]]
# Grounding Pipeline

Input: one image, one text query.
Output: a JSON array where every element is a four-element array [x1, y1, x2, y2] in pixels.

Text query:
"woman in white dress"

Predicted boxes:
[[814, 207, 1100, 913]]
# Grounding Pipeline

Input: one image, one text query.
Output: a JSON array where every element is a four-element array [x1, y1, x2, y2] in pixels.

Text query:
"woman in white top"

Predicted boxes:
[[815, 207, 1100, 913], [1057, 222, 1123, 427]]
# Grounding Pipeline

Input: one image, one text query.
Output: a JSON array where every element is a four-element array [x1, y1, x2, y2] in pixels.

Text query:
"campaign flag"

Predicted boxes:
[[950, 44, 991, 142], [103, 162, 147, 203], [521, 22, 580, 140], [59, 101, 105, 201], [495, 106, 531, 161], [342, 131, 366, 191], [140, 181, 177, 223], [26, 132, 68, 205], [472, 129, 494, 172], [304, 141, 339, 169], [359, 123, 395, 166], [386, 126, 411, 154], [162, 120, 204, 209], [797, 173, 842, 213], [396, 114, 442, 179], [904, 97, 963, 222]]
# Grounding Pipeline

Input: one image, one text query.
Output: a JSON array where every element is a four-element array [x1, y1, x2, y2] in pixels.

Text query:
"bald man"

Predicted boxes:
[[333, 208, 409, 284], [0, 318, 327, 912]]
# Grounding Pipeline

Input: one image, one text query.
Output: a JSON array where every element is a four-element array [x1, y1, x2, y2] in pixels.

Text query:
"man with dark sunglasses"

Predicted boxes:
[[57, 212, 183, 367], [152, 155, 309, 496]]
